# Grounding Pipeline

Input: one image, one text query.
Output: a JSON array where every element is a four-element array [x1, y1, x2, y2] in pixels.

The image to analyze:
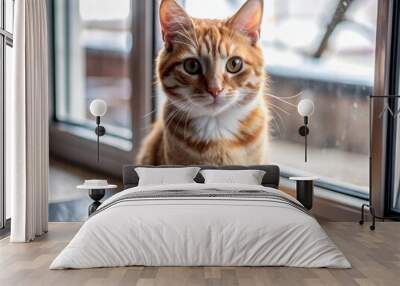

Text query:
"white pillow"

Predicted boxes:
[[200, 169, 266, 185], [135, 167, 200, 186]]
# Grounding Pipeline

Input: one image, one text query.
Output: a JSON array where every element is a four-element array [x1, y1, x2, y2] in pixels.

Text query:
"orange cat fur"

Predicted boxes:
[[136, 0, 270, 165]]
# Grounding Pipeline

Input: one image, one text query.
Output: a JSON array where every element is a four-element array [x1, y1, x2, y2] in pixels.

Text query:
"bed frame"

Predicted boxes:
[[122, 165, 280, 189]]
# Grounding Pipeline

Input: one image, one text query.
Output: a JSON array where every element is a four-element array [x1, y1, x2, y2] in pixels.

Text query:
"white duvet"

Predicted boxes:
[[50, 183, 351, 269]]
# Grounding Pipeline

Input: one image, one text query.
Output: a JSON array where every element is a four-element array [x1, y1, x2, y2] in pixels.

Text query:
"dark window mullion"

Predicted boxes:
[[0, 0, 5, 229], [1, 0, 4, 30], [0, 10, 4, 228], [384, 0, 400, 216], [64, 0, 71, 116]]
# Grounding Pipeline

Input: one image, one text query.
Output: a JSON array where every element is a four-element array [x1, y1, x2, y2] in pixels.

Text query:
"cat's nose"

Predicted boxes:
[[207, 87, 224, 98]]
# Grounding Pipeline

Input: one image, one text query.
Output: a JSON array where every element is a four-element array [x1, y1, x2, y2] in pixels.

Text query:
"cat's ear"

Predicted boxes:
[[159, 0, 194, 50], [227, 0, 263, 45]]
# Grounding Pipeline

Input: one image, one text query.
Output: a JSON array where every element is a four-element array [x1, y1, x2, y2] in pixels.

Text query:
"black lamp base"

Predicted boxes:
[[296, 180, 314, 210], [88, 189, 105, 216]]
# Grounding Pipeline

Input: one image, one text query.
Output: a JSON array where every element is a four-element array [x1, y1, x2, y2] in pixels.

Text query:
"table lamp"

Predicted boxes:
[[297, 99, 314, 162], [89, 99, 107, 162]]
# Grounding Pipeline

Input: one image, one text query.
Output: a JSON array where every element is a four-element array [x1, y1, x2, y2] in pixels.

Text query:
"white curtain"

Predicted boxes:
[[7, 0, 49, 242]]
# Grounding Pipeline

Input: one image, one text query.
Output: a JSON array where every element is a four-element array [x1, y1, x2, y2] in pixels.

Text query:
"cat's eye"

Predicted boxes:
[[183, 58, 202, 75], [226, 57, 243, 74]]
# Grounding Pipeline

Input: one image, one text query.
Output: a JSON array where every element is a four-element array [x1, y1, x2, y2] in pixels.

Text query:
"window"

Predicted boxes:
[[54, 0, 133, 139], [0, 0, 14, 229], [51, 0, 153, 176], [160, 0, 377, 198]]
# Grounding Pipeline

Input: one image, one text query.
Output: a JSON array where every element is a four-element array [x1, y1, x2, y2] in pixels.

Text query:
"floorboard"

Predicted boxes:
[[0, 222, 399, 286]]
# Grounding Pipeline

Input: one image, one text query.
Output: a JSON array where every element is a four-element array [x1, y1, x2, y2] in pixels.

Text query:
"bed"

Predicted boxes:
[[50, 165, 350, 269]]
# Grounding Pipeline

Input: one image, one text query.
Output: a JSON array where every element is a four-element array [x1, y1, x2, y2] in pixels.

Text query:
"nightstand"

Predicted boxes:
[[77, 181, 118, 215], [289, 177, 317, 210]]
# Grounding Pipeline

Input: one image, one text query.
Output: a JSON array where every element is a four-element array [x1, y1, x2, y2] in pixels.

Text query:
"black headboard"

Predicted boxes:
[[122, 165, 280, 189]]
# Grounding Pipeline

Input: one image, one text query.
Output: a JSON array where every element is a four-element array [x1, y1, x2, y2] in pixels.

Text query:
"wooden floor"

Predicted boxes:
[[0, 222, 399, 286]]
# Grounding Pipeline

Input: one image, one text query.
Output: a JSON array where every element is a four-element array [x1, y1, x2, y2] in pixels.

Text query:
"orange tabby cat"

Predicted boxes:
[[136, 0, 270, 165]]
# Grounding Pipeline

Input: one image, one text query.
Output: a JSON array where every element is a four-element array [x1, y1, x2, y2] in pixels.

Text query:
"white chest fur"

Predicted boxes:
[[191, 97, 261, 142]]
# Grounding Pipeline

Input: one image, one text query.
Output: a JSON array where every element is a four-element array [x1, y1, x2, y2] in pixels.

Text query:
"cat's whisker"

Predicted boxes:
[[266, 99, 292, 136], [266, 90, 303, 100], [164, 111, 181, 131], [269, 110, 283, 137], [142, 109, 157, 119], [272, 108, 286, 130], [171, 100, 193, 114], [140, 120, 159, 132], [164, 102, 192, 132], [173, 108, 189, 137], [269, 108, 286, 134], [265, 90, 303, 108], [182, 107, 193, 140], [182, 111, 189, 140], [268, 102, 286, 120], [164, 106, 181, 123], [143, 98, 180, 120], [267, 95, 297, 108], [278, 90, 304, 99], [267, 102, 290, 115]]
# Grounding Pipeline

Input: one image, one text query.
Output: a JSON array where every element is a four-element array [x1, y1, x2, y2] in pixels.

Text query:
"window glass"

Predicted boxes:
[[5, 0, 14, 33], [54, 0, 133, 139], [393, 106, 400, 210], [156, 0, 378, 195], [390, 97, 400, 213], [5, 44, 12, 219], [390, 39, 400, 211], [0, 39, 3, 227], [0, 1, 2, 28]]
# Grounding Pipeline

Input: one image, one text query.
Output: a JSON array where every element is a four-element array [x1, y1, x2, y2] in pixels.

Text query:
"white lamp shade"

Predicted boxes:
[[297, 99, 314, 117], [90, 99, 107, 117]]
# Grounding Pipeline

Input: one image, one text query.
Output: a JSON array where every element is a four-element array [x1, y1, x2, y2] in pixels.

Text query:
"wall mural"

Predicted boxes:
[[53, 0, 378, 189]]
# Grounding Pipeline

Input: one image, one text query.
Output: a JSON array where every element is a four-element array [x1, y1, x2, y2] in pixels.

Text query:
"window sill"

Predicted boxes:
[[49, 122, 134, 178], [52, 122, 132, 151], [280, 177, 368, 221]]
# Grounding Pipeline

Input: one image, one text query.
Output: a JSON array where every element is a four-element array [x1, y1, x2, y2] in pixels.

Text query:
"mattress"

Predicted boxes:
[[50, 183, 351, 269]]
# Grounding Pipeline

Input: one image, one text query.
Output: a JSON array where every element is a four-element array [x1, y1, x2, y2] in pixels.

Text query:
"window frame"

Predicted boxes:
[[0, 0, 13, 230], [369, 0, 400, 217], [49, 0, 155, 177], [380, 0, 400, 217]]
